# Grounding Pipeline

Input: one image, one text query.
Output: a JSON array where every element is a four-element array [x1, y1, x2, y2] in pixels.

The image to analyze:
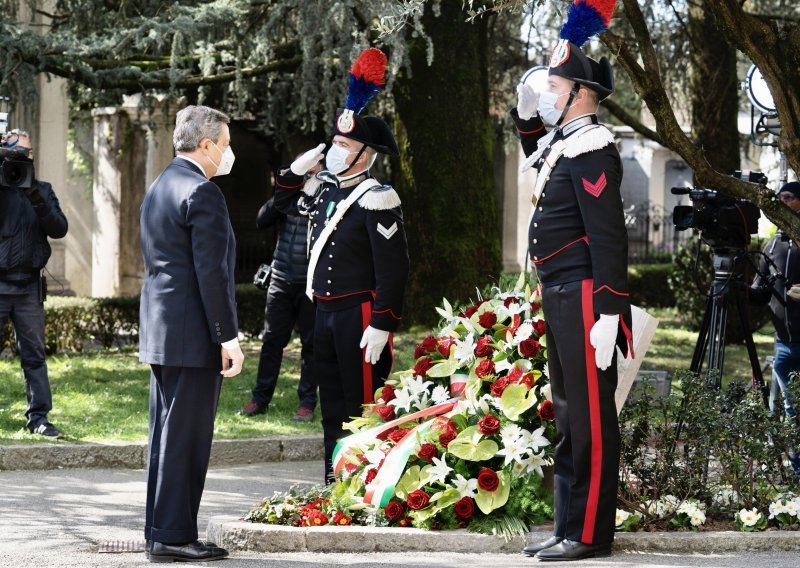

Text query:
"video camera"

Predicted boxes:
[[671, 172, 762, 250], [0, 111, 35, 190]]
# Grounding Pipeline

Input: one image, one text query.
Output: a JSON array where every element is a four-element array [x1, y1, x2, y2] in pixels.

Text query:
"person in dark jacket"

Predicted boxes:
[[139, 105, 241, 563], [241, 163, 320, 421], [0, 129, 68, 438], [750, 180, 800, 477]]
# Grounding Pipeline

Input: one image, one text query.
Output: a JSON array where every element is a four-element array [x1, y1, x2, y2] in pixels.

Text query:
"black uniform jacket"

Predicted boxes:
[[512, 109, 633, 355], [751, 231, 800, 343], [139, 158, 238, 368], [274, 169, 409, 333]]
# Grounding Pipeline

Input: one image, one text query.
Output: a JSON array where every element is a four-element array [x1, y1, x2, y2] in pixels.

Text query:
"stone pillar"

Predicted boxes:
[[91, 108, 148, 297]]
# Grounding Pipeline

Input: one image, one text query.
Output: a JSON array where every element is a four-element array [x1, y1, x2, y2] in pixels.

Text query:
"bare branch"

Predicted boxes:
[[602, 97, 664, 145]]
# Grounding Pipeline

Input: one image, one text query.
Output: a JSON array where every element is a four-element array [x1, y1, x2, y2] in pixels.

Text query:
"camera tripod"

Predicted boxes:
[[672, 249, 770, 449]]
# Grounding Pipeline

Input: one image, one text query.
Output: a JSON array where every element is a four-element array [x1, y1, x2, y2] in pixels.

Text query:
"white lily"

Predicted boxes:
[[528, 425, 551, 453], [405, 375, 434, 397], [427, 455, 454, 484], [497, 441, 526, 466], [454, 333, 476, 364], [499, 424, 522, 448], [518, 451, 551, 477], [452, 473, 478, 498], [388, 386, 416, 413], [363, 445, 387, 466]]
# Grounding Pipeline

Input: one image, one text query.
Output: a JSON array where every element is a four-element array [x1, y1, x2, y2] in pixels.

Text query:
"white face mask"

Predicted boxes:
[[537, 90, 570, 126], [208, 141, 235, 177], [325, 144, 357, 175]]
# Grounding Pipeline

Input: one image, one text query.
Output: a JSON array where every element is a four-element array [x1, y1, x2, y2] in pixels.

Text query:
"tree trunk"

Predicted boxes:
[[393, 0, 501, 325], [688, 1, 740, 176]]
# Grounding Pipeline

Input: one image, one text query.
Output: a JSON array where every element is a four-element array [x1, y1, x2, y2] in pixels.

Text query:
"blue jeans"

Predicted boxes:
[[772, 340, 800, 476], [0, 290, 53, 430]]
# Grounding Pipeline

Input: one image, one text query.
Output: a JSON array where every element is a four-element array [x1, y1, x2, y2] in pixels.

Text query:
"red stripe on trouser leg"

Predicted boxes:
[[580, 279, 602, 544], [361, 301, 374, 403]]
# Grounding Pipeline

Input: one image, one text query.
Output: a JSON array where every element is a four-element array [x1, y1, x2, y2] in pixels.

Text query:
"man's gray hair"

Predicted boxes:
[[172, 105, 230, 152]]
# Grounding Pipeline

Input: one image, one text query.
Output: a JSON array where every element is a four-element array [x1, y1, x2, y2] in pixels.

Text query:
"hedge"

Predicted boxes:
[[628, 263, 675, 308], [1, 284, 268, 355]]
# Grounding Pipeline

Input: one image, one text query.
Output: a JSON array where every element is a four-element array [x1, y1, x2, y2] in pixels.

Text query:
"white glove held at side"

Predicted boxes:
[[290, 143, 326, 176], [359, 325, 390, 365], [516, 83, 540, 121], [788, 285, 800, 302], [589, 314, 619, 371]]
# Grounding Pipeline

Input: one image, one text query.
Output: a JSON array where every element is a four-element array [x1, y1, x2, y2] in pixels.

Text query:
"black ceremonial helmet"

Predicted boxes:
[[333, 109, 399, 156], [548, 39, 614, 101]]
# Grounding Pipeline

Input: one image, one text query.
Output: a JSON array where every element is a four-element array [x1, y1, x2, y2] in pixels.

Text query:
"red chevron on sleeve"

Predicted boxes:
[[582, 172, 607, 198]]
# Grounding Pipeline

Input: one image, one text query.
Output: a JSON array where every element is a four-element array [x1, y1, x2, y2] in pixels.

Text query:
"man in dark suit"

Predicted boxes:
[[139, 105, 243, 563]]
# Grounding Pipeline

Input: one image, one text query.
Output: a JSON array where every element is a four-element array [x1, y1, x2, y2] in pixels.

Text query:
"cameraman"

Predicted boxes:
[[750, 181, 800, 475], [0, 129, 68, 438]]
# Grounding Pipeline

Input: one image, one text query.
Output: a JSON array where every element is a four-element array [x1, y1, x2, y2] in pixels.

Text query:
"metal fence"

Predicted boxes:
[[625, 201, 690, 264]]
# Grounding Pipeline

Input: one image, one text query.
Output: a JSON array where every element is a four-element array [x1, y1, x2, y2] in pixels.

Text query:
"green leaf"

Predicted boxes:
[[432, 488, 462, 509], [394, 465, 422, 500], [427, 357, 460, 378], [447, 426, 500, 461], [514, 272, 525, 292], [500, 383, 537, 421], [475, 470, 511, 514]]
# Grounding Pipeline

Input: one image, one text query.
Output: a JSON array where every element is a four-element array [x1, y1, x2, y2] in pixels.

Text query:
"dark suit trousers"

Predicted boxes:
[[542, 279, 620, 546], [314, 300, 392, 483], [252, 277, 317, 409], [145, 365, 222, 544]]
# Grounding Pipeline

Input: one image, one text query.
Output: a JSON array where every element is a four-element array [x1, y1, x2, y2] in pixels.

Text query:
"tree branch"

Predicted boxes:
[[602, 97, 664, 145]]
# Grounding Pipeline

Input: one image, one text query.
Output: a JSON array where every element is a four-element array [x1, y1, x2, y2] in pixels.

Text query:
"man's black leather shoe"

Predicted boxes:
[[534, 539, 611, 561], [148, 541, 229, 563], [522, 535, 563, 556]]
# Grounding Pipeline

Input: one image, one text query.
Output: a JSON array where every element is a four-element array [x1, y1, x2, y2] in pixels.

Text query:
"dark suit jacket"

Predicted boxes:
[[139, 157, 237, 368]]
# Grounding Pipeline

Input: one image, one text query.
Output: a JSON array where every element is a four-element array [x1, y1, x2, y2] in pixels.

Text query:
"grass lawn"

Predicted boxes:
[[0, 307, 776, 445]]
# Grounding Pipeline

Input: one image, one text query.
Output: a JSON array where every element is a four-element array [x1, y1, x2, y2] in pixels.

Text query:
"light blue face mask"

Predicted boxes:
[[325, 144, 356, 175], [537, 91, 571, 126]]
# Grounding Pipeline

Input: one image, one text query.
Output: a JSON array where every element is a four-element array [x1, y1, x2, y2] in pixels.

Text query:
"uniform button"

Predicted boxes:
[[314, 223, 318, 227], [533, 238, 538, 244], [541, 193, 545, 198], [328, 267, 332, 271], [326, 292, 331, 296], [331, 242, 335, 246], [533, 256, 539, 261], [539, 206, 543, 211], [216, 332, 222, 336], [533, 222, 538, 228], [329, 254, 333, 258], [327, 279, 331, 284]]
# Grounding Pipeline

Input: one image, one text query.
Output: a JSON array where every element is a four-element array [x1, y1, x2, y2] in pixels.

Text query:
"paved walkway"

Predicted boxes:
[[1, 461, 798, 567]]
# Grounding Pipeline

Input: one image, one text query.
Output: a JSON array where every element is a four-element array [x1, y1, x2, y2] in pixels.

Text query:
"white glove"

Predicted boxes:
[[788, 285, 800, 302], [290, 143, 325, 176], [589, 314, 619, 371], [516, 83, 540, 121], [359, 326, 390, 365]]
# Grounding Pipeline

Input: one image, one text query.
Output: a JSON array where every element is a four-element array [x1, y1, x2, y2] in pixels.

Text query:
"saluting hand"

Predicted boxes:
[[360, 326, 390, 365], [516, 83, 540, 121], [221, 344, 244, 378], [290, 143, 326, 176]]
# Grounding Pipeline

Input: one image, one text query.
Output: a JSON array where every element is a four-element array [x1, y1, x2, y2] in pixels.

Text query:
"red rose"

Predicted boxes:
[[344, 462, 358, 474], [477, 414, 501, 435], [538, 399, 556, 421], [417, 443, 439, 462], [376, 427, 396, 441], [333, 511, 352, 526], [388, 428, 410, 444], [503, 296, 518, 309], [518, 372, 534, 390], [406, 489, 431, 510], [530, 301, 541, 313], [532, 319, 546, 338], [453, 496, 475, 520], [478, 311, 497, 329], [490, 376, 510, 398], [380, 384, 396, 402], [414, 335, 438, 359], [474, 336, 494, 357], [413, 357, 434, 377], [477, 468, 500, 492], [398, 516, 413, 527], [438, 337, 456, 358], [365, 468, 378, 484], [375, 404, 395, 421], [519, 338, 541, 358], [305, 509, 329, 526], [433, 418, 458, 447], [506, 366, 523, 383], [475, 359, 496, 379], [460, 305, 477, 318], [385, 500, 406, 521]]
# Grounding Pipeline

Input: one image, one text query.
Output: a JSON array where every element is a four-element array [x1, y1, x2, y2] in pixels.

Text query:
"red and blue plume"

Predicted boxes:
[[345, 48, 387, 115], [559, 0, 617, 46]]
